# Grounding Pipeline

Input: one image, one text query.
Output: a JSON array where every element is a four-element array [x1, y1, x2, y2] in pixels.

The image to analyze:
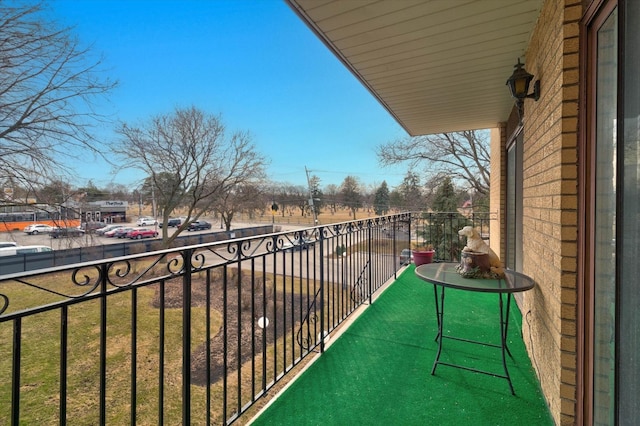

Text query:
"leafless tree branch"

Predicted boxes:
[[113, 106, 269, 246], [376, 130, 490, 194], [0, 1, 117, 198]]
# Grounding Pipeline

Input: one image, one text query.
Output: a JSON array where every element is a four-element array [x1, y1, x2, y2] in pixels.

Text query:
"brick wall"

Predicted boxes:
[[489, 126, 505, 261], [490, 0, 582, 423], [513, 0, 582, 424]]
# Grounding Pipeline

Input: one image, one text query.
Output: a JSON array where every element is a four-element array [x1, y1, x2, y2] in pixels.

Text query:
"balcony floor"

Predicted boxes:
[[249, 265, 553, 425]]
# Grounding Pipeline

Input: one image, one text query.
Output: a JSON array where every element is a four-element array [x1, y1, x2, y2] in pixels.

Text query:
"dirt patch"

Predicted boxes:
[[151, 269, 311, 386]]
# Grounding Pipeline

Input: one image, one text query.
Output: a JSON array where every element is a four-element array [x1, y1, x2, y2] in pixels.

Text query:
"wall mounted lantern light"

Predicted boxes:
[[506, 58, 540, 121]]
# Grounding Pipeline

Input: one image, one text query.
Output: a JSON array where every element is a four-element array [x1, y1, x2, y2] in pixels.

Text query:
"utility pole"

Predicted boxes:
[[305, 166, 318, 225]]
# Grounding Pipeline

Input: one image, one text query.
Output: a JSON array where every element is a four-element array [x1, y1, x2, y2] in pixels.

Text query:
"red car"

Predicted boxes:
[[128, 228, 158, 239]]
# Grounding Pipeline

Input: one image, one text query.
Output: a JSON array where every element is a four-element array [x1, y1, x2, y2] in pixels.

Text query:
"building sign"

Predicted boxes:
[[95, 200, 129, 208]]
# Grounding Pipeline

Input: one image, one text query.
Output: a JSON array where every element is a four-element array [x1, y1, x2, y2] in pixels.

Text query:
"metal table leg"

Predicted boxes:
[[433, 284, 441, 342], [499, 293, 515, 395], [431, 286, 445, 375], [429, 288, 517, 395]]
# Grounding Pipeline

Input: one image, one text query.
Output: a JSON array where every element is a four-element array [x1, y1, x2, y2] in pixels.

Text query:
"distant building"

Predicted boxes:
[[81, 200, 129, 223]]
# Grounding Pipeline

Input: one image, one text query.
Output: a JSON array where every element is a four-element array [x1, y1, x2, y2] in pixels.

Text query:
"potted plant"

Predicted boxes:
[[412, 243, 435, 266]]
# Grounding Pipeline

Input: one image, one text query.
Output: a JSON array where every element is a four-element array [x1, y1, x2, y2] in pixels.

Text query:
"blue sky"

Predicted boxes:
[[47, 0, 409, 190]]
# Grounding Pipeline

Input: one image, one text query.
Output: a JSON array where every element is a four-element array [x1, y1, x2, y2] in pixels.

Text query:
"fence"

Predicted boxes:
[[0, 212, 489, 424], [410, 211, 491, 261]]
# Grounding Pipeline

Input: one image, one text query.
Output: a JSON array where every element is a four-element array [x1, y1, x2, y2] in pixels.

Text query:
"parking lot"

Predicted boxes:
[[1, 221, 215, 250], [1, 219, 305, 252]]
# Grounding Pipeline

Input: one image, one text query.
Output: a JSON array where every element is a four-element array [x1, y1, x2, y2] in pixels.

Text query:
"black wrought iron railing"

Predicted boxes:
[[0, 211, 489, 425], [410, 211, 492, 261], [0, 225, 274, 275]]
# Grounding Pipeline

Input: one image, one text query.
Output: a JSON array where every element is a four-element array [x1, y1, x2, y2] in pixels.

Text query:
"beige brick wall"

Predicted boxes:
[[489, 126, 505, 261], [491, 0, 582, 424]]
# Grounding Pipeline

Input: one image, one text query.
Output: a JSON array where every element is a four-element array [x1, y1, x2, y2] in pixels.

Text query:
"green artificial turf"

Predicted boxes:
[[251, 265, 553, 426]]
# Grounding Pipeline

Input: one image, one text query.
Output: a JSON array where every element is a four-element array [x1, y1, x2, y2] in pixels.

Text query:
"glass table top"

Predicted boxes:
[[415, 263, 535, 294]]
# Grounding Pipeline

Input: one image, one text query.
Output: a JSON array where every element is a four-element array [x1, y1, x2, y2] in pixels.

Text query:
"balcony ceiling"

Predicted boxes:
[[286, 0, 543, 136]]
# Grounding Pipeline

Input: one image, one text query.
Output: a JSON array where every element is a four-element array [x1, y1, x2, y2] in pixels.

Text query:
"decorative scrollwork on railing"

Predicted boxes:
[[71, 264, 103, 290], [107, 260, 132, 282], [269, 231, 317, 253], [296, 287, 323, 351], [190, 250, 207, 270], [240, 239, 253, 256], [264, 236, 275, 253], [309, 227, 321, 241], [0, 293, 9, 316], [225, 241, 240, 260], [1, 264, 104, 316], [296, 313, 318, 351], [346, 222, 355, 233], [107, 255, 174, 288], [167, 255, 184, 275], [373, 216, 390, 228], [350, 260, 370, 303], [181, 236, 268, 264], [332, 223, 345, 236], [268, 235, 285, 253], [0, 254, 188, 316]]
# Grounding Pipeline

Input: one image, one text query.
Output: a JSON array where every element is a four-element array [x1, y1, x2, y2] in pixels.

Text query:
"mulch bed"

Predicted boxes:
[[151, 268, 310, 386]]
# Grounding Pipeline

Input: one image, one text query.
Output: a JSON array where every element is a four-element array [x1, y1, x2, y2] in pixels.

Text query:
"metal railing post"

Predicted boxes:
[[182, 248, 193, 425], [367, 224, 373, 304], [319, 226, 325, 353]]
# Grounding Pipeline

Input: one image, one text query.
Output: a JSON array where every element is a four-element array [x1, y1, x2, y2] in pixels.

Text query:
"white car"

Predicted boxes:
[[23, 224, 55, 235], [0, 245, 53, 256], [136, 217, 157, 226], [95, 224, 124, 235]]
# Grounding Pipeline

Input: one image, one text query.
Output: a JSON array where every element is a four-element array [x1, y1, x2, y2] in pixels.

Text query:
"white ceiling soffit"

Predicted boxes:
[[286, 0, 543, 136]]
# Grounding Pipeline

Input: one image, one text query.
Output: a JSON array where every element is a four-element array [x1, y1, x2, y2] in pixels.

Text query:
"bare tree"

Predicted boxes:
[[113, 106, 268, 246], [214, 183, 265, 231], [271, 182, 293, 218], [290, 185, 309, 217], [377, 130, 490, 195], [0, 2, 116, 201], [324, 184, 339, 214], [339, 176, 362, 220]]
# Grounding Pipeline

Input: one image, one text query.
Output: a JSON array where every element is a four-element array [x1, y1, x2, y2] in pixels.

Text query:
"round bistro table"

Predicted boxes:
[[415, 262, 535, 395]]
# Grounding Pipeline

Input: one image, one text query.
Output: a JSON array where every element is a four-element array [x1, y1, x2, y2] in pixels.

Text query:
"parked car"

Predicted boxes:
[[96, 224, 124, 235], [50, 227, 85, 238], [103, 226, 127, 237], [282, 237, 315, 251], [136, 217, 157, 226], [128, 228, 158, 239], [187, 220, 212, 231], [0, 241, 19, 248], [23, 224, 55, 235], [399, 248, 413, 265], [82, 222, 106, 233], [112, 227, 134, 239], [159, 218, 182, 228]]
